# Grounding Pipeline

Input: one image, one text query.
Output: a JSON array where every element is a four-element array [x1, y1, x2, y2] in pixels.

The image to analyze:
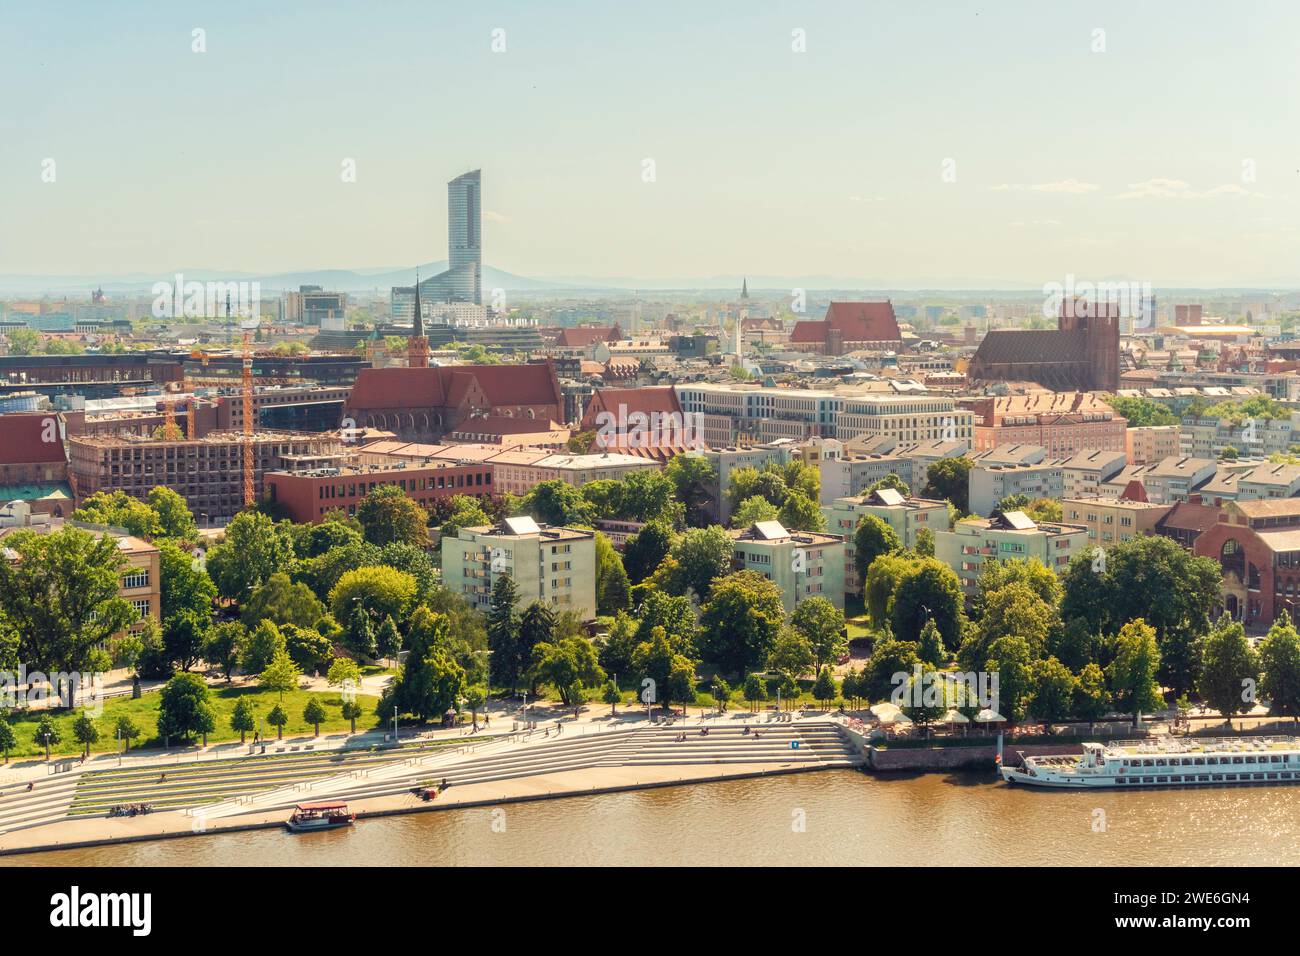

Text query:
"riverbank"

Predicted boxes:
[[0, 759, 835, 857], [868, 741, 1084, 771]]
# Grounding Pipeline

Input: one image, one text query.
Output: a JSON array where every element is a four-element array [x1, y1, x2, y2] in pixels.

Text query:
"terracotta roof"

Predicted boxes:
[[580, 386, 682, 430], [347, 363, 561, 411], [790, 320, 829, 344], [556, 326, 620, 347], [0, 413, 67, 465], [823, 301, 902, 341], [1156, 501, 1221, 533], [971, 329, 1088, 368]]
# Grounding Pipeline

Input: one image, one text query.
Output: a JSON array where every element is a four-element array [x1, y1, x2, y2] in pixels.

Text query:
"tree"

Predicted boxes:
[[664, 454, 717, 527], [777, 492, 826, 533], [633, 590, 698, 648], [973, 557, 1061, 620], [205, 511, 295, 601], [34, 713, 61, 760], [812, 667, 838, 708], [523, 480, 593, 526], [1259, 617, 1300, 721], [853, 515, 901, 584], [698, 571, 786, 678], [841, 668, 861, 709], [158, 541, 217, 625], [259, 650, 302, 700], [303, 698, 328, 736], [242, 572, 325, 631], [72, 713, 100, 758], [5, 327, 39, 355], [329, 566, 418, 624], [327, 656, 362, 692], [341, 699, 364, 734], [375, 615, 401, 662], [985, 635, 1034, 722], [1107, 619, 1164, 722], [0, 526, 134, 672], [742, 672, 768, 711], [163, 610, 208, 672], [631, 627, 697, 715], [602, 679, 622, 715], [623, 521, 674, 584], [917, 618, 945, 667], [711, 675, 731, 712], [864, 553, 911, 628], [284, 624, 334, 674], [914, 527, 935, 558], [922, 457, 972, 514], [147, 486, 198, 540], [345, 604, 378, 659], [594, 534, 631, 615], [266, 703, 289, 740], [487, 575, 524, 692], [440, 497, 491, 540], [157, 672, 216, 745], [617, 469, 681, 524], [72, 490, 162, 538], [356, 484, 430, 548], [863, 473, 910, 497], [203, 621, 247, 681], [889, 558, 964, 650], [1073, 663, 1110, 724], [1030, 656, 1076, 722], [768, 628, 815, 678], [387, 613, 470, 717], [965, 582, 1056, 668], [530, 636, 605, 706], [230, 698, 257, 743], [791, 596, 846, 670], [862, 638, 920, 705], [296, 520, 362, 559], [662, 526, 733, 600], [1198, 614, 1259, 727], [0, 717, 14, 762], [242, 620, 286, 675], [731, 495, 779, 528]]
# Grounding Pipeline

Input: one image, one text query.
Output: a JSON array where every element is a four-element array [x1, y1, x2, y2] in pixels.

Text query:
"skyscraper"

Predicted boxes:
[[447, 169, 481, 305]]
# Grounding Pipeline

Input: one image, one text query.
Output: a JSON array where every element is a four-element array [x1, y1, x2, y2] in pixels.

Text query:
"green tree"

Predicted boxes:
[[594, 534, 631, 615], [203, 621, 247, 682], [113, 715, 140, 752], [922, 457, 972, 513], [326, 656, 362, 691], [853, 514, 902, 584], [1107, 619, 1165, 722], [1259, 617, 1300, 721], [985, 635, 1034, 722], [147, 486, 198, 540], [341, 699, 364, 734], [631, 627, 697, 715], [742, 672, 768, 711], [242, 620, 286, 675], [791, 596, 846, 670], [345, 604, 378, 659], [768, 628, 815, 678], [530, 636, 605, 706], [163, 610, 208, 672], [283, 624, 334, 674], [329, 566, 418, 624], [0, 526, 134, 672], [664, 454, 717, 527], [1073, 662, 1110, 724], [266, 703, 288, 740], [72, 490, 162, 538], [205, 511, 296, 601], [230, 698, 257, 743], [862, 473, 910, 497], [0, 717, 15, 762], [34, 713, 61, 760], [862, 638, 920, 705], [356, 484, 430, 548], [889, 558, 964, 650], [731, 495, 779, 528], [242, 572, 325, 630], [259, 649, 302, 700], [375, 615, 401, 662], [777, 492, 826, 532], [1030, 656, 1076, 722], [486, 575, 524, 692], [661, 525, 734, 600], [393, 625, 466, 722], [523, 479, 593, 526], [917, 618, 944, 667], [72, 712, 100, 758], [1198, 614, 1259, 727], [602, 679, 622, 715], [812, 667, 838, 708], [623, 521, 674, 584], [698, 570, 787, 678], [303, 698, 327, 736], [158, 541, 217, 626], [157, 672, 216, 745], [914, 526, 935, 557], [711, 675, 731, 712]]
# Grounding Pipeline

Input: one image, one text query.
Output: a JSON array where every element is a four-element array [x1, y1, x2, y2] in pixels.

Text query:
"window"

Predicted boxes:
[[122, 570, 150, 589]]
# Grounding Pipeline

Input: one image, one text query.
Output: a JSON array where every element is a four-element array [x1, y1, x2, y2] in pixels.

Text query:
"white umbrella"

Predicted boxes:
[[975, 708, 1006, 723], [870, 702, 912, 725], [940, 708, 969, 724]]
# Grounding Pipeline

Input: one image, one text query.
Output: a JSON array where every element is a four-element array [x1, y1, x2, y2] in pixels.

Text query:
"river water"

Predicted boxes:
[[9, 769, 1298, 866]]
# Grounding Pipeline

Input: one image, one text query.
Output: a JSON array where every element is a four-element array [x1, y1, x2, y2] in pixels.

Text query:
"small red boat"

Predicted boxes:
[[286, 801, 356, 833]]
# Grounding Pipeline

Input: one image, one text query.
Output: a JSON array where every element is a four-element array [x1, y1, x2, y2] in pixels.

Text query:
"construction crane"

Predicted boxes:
[[240, 319, 260, 508]]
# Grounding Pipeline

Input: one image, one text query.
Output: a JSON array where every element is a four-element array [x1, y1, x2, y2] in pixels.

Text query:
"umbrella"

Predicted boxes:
[[975, 708, 1006, 723], [869, 702, 912, 725], [940, 708, 969, 724]]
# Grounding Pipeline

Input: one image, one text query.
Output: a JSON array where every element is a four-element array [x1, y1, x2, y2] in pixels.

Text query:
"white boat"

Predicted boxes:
[[1000, 736, 1300, 789]]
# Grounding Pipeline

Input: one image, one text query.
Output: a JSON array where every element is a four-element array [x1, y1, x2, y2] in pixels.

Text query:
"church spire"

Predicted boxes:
[[741, 277, 749, 300], [412, 269, 423, 338], [408, 267, 429, 369]]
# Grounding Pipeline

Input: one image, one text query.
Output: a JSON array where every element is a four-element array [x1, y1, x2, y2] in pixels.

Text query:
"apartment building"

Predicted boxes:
[[935, 511, 1088, 596], [819, 453, 919, 505], [1142, 456, 1218, 504], [1126, 424, 1181, 464], [441, 516, 597, 618], [265, 460, 494, 524], [1199, 461, 1300, 504], [823, 488, 948, 594], [1059, 449, 1128, 498], [675, 384, 842, 445], [836, 394, 973, 447], [1061, 496, 1173, 549], [727, 520, 846, 611], [1179, 414, 1297, 459], [968, 459, 1066, 517], [962, 392, 1127, 456]]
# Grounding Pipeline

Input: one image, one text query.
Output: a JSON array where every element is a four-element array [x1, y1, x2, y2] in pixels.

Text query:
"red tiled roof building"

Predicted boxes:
[[790, 302, 902, 356], [344, 362, 564, 442]]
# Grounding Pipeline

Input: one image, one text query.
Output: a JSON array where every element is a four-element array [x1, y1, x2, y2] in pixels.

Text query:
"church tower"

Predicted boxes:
[[408, 269, 429, 369]]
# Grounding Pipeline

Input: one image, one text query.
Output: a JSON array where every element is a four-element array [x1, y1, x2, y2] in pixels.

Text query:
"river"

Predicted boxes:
[[8, 769, 1299, 866]]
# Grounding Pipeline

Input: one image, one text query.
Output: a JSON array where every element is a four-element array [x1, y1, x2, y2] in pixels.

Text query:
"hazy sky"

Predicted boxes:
[[3, 0, 1298, 285]]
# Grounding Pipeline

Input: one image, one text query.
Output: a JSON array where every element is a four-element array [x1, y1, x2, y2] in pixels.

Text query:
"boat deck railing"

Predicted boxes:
[[1107, 735, 1300, 755]]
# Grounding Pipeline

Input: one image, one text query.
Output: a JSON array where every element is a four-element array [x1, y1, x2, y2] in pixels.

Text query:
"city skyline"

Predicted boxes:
[[2, 0, 1298, 286]]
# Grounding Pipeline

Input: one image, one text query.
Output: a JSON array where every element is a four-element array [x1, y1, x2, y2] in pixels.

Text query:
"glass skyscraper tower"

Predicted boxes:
[[446, 169, 481, 305]]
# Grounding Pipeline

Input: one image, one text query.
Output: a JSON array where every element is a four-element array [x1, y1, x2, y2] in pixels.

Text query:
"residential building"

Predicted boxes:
[[968, 458, 1066, 517], [935, 511, 1089, 597], [836, 394, 974, 446], [441, 516, 596, 617], [1061, 496, 1173, 549], [823, 489, 948, 594], [1059, 449, 1128, 498], [727, 520, 846, 611], [265, 460, 494, 524], [962, 391, 1127, 456], [1143, 456, 1218, 504], [1126, 424, 1181, 464]]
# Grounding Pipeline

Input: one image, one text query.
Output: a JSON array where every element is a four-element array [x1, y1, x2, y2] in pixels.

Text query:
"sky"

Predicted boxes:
[[2, 0, 1298, 287]]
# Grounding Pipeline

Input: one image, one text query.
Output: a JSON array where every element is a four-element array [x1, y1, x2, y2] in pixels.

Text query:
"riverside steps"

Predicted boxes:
[[0, 718, 863, 851]]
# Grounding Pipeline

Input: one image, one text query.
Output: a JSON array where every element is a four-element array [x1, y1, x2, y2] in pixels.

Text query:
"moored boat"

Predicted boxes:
[[1001, 736, 1300, 789], [286, 801, 356, 832]]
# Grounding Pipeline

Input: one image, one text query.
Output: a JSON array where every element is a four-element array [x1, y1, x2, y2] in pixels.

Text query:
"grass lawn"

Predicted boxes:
[[3, 683, 381, 761]]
